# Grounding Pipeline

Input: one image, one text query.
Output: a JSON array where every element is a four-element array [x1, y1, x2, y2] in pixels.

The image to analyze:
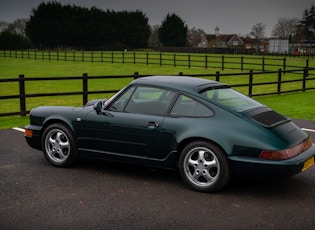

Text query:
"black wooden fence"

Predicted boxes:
[[0, 68, 314, 117], [0, 50, 313, 72]]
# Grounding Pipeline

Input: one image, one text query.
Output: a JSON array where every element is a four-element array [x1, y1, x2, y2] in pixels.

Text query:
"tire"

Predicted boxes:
[[178, 141, 230, 192], [41, 123, 79, 167]]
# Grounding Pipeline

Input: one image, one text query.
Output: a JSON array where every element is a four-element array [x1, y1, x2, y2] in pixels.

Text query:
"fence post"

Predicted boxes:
[[134, 72, 139, 79], [188, 54, 191, 68], [248, 70, 253, 97], [174, 54, 176, 67], [205, 54, 208, 69], [82, 73, 88, 105], [262, 57, 265, 72], [133, 51, 136, 64], [122, 51, 124, 64], [241, 56, 244, 71], [179, 72, 183, 76], [303, 67, 308, 92], [221, 55, 224, 71], [19, 74, 26, 116], [283, 58, 286, 75], [277, 69, 282, 95], [159, 52, 162, 66], [146, 52, 149, 65], [215, 71, 220, 82]]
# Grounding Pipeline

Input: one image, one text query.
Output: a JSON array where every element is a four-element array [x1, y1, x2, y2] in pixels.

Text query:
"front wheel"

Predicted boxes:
[[41, 123, 78, 167], [178, 141, 230, 192]]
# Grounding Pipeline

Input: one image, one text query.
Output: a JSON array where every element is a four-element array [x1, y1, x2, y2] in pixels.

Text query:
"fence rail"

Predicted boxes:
[[0, 50, 313, 72], [0, 68, 314, 117]]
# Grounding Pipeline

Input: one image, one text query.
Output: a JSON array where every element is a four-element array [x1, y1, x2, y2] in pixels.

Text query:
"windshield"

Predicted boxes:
[[200, 88, 263, 112]]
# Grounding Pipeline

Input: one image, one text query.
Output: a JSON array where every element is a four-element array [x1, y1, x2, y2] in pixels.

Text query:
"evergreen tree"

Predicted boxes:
[[300, 4, 315, 40], [25, 1, 151, 49], [159, 13, 188, 47]]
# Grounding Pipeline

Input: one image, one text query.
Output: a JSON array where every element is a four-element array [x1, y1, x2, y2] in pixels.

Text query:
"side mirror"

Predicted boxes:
[[86, 99, 107, 106], [93, 101, 103, 114]]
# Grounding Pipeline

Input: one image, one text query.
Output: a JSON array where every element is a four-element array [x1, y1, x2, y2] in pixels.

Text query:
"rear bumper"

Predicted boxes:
[[24, 124, 42, 150], [229, 144, 315, 179]]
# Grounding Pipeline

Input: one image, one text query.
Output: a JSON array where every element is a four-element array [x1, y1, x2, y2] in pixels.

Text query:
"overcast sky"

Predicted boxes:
[[0, 0, 314, 37]]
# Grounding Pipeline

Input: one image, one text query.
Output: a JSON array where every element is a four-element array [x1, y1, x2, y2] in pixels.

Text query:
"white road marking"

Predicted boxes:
[[302, 128, 315, 133], [13, 127, 25, 133], [12, 127, 315, 133]]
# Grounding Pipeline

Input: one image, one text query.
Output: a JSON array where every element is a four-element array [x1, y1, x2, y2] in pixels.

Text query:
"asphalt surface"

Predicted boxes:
[[0, 119, 315, 230]]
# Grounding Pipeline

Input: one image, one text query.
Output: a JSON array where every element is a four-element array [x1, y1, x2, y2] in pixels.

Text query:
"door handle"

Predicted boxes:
[[146, 121, 159, 128]]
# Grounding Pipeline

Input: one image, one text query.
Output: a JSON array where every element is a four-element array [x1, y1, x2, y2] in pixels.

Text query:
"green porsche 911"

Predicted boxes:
[[25, 76, 315, 192]]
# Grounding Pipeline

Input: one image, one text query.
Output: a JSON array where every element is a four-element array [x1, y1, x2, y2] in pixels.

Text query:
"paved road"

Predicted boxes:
[[0, 120, 315, 230]]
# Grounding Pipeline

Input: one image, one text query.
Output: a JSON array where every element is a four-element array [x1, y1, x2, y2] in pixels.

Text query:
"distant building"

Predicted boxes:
[[290, 40, 315, 54], [268, 39, 289, 53], [198, 34, 244, 48]]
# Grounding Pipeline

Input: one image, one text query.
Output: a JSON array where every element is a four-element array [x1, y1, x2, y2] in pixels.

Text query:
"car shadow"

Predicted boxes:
[[73, 157, 315, 197], [221, 175, 314, 199], [76, 157, 181, 183]]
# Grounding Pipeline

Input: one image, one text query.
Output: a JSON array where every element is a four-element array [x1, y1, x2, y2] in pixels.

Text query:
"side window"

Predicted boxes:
[[125, 86, 175, 115], [170, 95, 213, 117], [108, 87, 135, 112]]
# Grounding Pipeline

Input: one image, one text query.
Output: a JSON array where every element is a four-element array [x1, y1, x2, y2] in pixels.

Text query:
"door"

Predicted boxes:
[[81, 85, 176, 158]]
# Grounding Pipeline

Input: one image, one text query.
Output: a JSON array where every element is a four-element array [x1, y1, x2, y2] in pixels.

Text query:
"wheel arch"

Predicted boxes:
[[176, 137, 228, 166], [41, 118, 75, 138]]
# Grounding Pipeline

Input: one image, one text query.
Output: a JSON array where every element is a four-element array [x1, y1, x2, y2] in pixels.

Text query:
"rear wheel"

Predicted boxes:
[[41, 123, 78, 167], [178, 141, 230, 192]]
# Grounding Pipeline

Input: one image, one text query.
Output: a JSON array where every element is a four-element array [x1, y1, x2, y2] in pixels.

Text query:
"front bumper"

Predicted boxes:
[[24, 124, 42, 150]]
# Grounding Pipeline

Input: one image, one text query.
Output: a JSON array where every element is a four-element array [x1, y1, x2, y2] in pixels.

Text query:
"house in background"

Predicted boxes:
[[197, 26, 244, 48], [197, 33, 244, 48]]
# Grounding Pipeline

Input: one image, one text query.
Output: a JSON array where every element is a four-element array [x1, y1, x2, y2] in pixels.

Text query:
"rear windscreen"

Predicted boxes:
[[200, 88, 263, 112]]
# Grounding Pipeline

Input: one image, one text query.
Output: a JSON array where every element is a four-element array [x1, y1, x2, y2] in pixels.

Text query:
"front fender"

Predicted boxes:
[[29, 106, 92, 139]]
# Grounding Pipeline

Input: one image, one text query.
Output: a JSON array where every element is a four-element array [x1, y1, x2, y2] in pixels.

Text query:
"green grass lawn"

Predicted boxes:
[[0, 55, 314, 130]]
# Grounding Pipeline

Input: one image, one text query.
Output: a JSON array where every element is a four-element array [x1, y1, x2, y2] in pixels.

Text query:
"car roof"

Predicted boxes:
[[131, 76, 226, 94]]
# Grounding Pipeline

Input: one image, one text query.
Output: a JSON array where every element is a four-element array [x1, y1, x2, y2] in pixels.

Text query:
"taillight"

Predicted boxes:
[[260, 137, 312, 160]]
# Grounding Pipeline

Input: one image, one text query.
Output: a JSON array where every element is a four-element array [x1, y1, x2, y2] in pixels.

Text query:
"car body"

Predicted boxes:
[[25, 76, 315, 192]]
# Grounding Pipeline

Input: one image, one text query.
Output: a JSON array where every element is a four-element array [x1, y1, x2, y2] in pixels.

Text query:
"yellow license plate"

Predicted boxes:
[[302, 157, 314, 172]]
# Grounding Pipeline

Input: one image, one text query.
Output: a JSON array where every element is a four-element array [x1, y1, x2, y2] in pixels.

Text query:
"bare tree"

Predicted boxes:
[[1, 19, 27, 36], [148, 25, 161, 47], [271, 17, 299, 39], [0, 21, 9, 32], [250, 23, 266, 50], [187, 27, 206, 47], [250, 23, 266, 39]]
